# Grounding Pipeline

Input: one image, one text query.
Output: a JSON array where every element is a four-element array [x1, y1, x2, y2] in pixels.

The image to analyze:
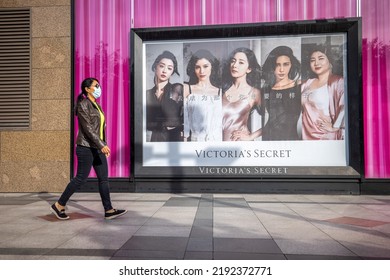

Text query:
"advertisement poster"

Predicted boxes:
[[141, 34, 348, 173], [131, 20, 362, 178]]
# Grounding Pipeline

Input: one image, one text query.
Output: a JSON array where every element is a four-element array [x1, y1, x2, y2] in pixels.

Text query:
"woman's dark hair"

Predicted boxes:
[[222, 47, 261, 93], [152, 50, 180, 76], [75, 77, 98, 115], [186, 49, 220, 87], [262, 46, 301, 87]]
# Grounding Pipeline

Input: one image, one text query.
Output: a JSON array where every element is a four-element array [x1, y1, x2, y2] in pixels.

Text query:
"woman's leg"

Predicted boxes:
[[92, 149, 113, 212], [58, 146, 94, 207]]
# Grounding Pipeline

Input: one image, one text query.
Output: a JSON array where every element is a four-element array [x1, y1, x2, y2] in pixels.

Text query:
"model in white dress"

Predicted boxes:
[[183, 50, 223, 142], [184, 85, 222, 141]]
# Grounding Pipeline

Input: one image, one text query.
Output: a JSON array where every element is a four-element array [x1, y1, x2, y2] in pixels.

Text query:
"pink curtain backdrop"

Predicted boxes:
[[74, 0, 131, 177], [203, 0, 277, 24], [133, 0, 202, 27], [362, 0, 390, 178], [278, 0, 357, 20], [74, 0, 390, 179]]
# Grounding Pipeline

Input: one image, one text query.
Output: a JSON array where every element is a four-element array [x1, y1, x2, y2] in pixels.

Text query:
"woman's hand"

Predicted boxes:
[[231, 126, 262, 141], [317, 118, 338, 132], [231, 129, 251, 141], [101, 145, 111, 157]]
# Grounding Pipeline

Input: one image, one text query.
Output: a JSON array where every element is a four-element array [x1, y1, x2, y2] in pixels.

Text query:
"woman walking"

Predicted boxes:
[[50, 77, 127, 220]]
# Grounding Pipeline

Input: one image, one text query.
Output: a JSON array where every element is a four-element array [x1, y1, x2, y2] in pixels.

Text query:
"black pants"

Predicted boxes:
[[58, 146, 112, 211]]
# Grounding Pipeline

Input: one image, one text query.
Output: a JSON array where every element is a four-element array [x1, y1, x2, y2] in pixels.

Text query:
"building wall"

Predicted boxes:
[[0, 0, 71, 192]]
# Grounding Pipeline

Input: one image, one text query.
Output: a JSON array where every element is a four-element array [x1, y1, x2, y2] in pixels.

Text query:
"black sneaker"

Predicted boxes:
[[105, 209, 127, 220], [50, 203, 69, 220]]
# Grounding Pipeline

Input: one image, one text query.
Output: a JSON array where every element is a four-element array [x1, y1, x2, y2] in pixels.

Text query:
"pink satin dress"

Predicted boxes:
[[222, 88, 253, 141], [301, 80, 335, 140]]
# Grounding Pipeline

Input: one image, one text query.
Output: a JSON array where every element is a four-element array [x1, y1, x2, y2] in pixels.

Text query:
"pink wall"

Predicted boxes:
[[362, 0, 390, 178], [74, 0, 130, 177], [279, 0, 356, 20], [74, 0, 390, 179], [202, 0, 277, 24], [132, 0, 202, 27]]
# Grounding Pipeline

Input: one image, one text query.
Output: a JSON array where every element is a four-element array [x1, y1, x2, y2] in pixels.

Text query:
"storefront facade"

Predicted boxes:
[[0, 0, 389, 193]]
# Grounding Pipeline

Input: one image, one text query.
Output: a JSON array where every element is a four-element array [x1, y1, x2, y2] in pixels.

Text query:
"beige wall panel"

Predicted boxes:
[[32, 68, 70, 100], [0, 0, 72, 192], [1, 131, 70, 162], [0, 1, 72, 193], [0, 161, 69, 192], [32, 37, 70, 69], [32, 6, 70, 38], [0, 0, 70, 8], [32, 100, 70, 131]]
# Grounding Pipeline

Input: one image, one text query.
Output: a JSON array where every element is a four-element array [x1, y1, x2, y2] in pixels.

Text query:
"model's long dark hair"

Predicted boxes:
[[75, 77, 98, 115], [186, 49, 220, 88], [262, 46, 301, 87], [222, 47, 261, 93]]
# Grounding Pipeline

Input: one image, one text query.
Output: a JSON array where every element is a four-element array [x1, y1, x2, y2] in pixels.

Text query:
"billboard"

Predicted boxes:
[[131, 19, 362, 180]]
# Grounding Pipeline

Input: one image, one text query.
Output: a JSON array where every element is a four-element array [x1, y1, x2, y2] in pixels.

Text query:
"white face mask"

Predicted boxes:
[[92, 86, 102, 99]]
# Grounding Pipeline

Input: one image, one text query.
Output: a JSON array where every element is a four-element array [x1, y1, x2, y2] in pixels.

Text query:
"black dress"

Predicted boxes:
[[146, 82, 184, 142], [261, 83, 301, 141]]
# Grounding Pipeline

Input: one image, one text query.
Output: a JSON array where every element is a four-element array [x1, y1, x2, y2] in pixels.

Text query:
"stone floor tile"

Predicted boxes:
[[190, 225, 213, 238], [120, 236, 188, 251], [57, 234, 130, 250], [186, 237, 213, 252], [214, 238, 282, 254], [213, 223, 270, 238], [134, 225, 192, 237], [274, 238, 357, 256], [214, 252, 286, 260], [112, 249, 185, 259], [1, 233, 75, 249], [184, 251, 213, 259]]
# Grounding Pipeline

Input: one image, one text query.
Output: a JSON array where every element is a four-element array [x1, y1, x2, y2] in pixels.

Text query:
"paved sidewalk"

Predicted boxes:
[[0, 192, 389, 260]]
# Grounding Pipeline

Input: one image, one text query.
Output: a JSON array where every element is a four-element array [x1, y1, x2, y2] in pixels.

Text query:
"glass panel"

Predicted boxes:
[[73, 0, 390, 179], [204, 0, 277, 24], [362, 0, 390, 178], [279, 0, 357, 21], [133, 0, 203, 27], [74, 0, 131, 177]]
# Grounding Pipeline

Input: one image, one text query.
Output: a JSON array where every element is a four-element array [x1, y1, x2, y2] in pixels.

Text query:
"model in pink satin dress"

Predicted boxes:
[[301, 45, 345, 140], [221, 47, 262, 141], [222, 87, 254, 141]]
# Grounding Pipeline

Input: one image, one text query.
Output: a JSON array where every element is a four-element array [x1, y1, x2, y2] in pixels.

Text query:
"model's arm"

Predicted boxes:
[[231, 88, 263, 141], [183, 83, 191, 140]]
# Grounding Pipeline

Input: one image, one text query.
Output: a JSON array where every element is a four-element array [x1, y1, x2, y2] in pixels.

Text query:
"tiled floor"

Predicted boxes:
[[0, 192, 390, 260]]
